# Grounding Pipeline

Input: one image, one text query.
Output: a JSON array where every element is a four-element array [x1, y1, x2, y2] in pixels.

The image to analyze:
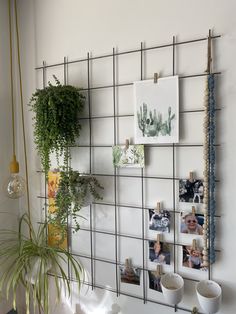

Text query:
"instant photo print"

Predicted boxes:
[[182, 245, 206, 271], [120, 262, 141, 285], [149, 241, 171, 265], [148, 270, 162, 292], [149, 209, 171, 233], [180, 212, 204, 235], [112, 144, 144, 168], [179, 179, 204, 203]]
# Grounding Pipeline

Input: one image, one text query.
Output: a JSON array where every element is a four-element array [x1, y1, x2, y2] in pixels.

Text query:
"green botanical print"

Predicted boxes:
[[113, 145, 144, 168]]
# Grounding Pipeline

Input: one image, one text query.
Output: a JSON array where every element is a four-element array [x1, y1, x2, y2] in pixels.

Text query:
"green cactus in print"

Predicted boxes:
[[137, 103, 148, 136], [137, 103, 175, 137]]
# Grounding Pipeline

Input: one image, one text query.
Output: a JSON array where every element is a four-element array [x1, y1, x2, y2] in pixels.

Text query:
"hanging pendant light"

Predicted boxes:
[[4, 0, 26, 199], [4, 155, 26, 199]]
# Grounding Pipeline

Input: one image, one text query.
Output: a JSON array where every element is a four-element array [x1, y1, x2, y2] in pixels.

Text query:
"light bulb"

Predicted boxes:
[[4, 154, 26, 199], [4, 173, 26, 199]]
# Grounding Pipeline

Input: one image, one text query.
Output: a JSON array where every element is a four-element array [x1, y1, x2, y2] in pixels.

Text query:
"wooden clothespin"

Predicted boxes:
[[189, 171, 194, 183], [125, 139, 129, 150], [125, 258, 131, 268], [191, 206, 196, 215], [155, 202, 161, 214], [154, 72, 159, 84], [155, 264, 162, 277], [156, 233, 161, 245], [206, 29, 212, 74], [192, 239, 197, 250], [191, 306, 198, 314]]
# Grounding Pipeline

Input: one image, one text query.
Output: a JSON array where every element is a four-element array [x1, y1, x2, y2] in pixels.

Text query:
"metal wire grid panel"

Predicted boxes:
[[37, 32, 221, 313]]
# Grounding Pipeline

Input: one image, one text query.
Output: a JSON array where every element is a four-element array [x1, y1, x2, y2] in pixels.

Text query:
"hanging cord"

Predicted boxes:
[[202, 30, 216, 266], [206, 29, 216, 264], [8, 0, 16, 157], [208, 74, 216, 263], [202, 30, 213, 269], [12, 0, 32, 234], [202, 76, 209, 269]]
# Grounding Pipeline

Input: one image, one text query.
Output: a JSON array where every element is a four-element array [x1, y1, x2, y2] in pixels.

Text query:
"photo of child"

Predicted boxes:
[[149, 241, 171, 265], [120, 263, 141, 285], [182, 245, 205, 270], [149, 209, 171, 233], [179, 179, 204, 203], [148, 270, 162, 292], [180, 212, 204, 235]]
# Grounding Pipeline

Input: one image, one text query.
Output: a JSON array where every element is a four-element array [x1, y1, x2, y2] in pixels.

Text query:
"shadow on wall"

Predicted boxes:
[[107, 303, 121, 314], [51, 302, 74, 314], [76, 304, 86, 314]]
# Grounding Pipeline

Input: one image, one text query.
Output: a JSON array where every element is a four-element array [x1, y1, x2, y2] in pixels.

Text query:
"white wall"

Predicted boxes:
[[16, 0, 236, 313]]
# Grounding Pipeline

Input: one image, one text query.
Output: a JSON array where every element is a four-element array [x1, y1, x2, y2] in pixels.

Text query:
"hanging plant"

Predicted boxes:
[[49, 167, 104, 232], [29, 76, 85, 175]]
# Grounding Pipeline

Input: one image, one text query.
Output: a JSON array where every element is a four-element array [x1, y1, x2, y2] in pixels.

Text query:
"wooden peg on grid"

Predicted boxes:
[[155, 202, 161, 214], [125, 258, 130, 267], [189, 171, 194, 183], [154, 72, 159, 83], [192, 239, 197, 250], [156, 233, 161, 245], [125, 139, 129, 150], [206, 29, 212, 74], [192, 206, 196, 215], [191, 306, 198, 314], [155, 264, 162, 277]]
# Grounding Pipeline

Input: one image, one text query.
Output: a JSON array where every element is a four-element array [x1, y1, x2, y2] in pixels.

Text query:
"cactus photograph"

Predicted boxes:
[[112, 144, 144, 168], [134, 76, 179, 143]]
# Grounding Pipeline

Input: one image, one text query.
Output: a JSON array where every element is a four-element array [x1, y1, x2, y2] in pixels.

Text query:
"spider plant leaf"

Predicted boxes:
[[0, 213, 83, 314]]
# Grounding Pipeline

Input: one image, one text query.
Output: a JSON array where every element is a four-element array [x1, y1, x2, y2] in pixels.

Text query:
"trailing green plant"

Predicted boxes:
[[29, 76, 85, 175], [0, 213, 83, 314], [49, 167, 104, 232]]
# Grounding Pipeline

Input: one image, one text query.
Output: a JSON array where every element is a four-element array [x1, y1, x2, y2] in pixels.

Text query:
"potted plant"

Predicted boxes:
[[0, 77, 88, 312], [29, 76, 104, 234], [29, 76, 85, 175], [49, 167, 104, 233], [0, 213, 83, 314]]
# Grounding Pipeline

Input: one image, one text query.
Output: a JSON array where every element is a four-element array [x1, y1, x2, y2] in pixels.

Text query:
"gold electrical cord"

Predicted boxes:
[[8, 0, 32, 233], [8, 0, 15, 157]]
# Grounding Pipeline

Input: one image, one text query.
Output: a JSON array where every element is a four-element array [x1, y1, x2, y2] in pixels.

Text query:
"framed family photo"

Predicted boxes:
[[134, 76, 179, 144]]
